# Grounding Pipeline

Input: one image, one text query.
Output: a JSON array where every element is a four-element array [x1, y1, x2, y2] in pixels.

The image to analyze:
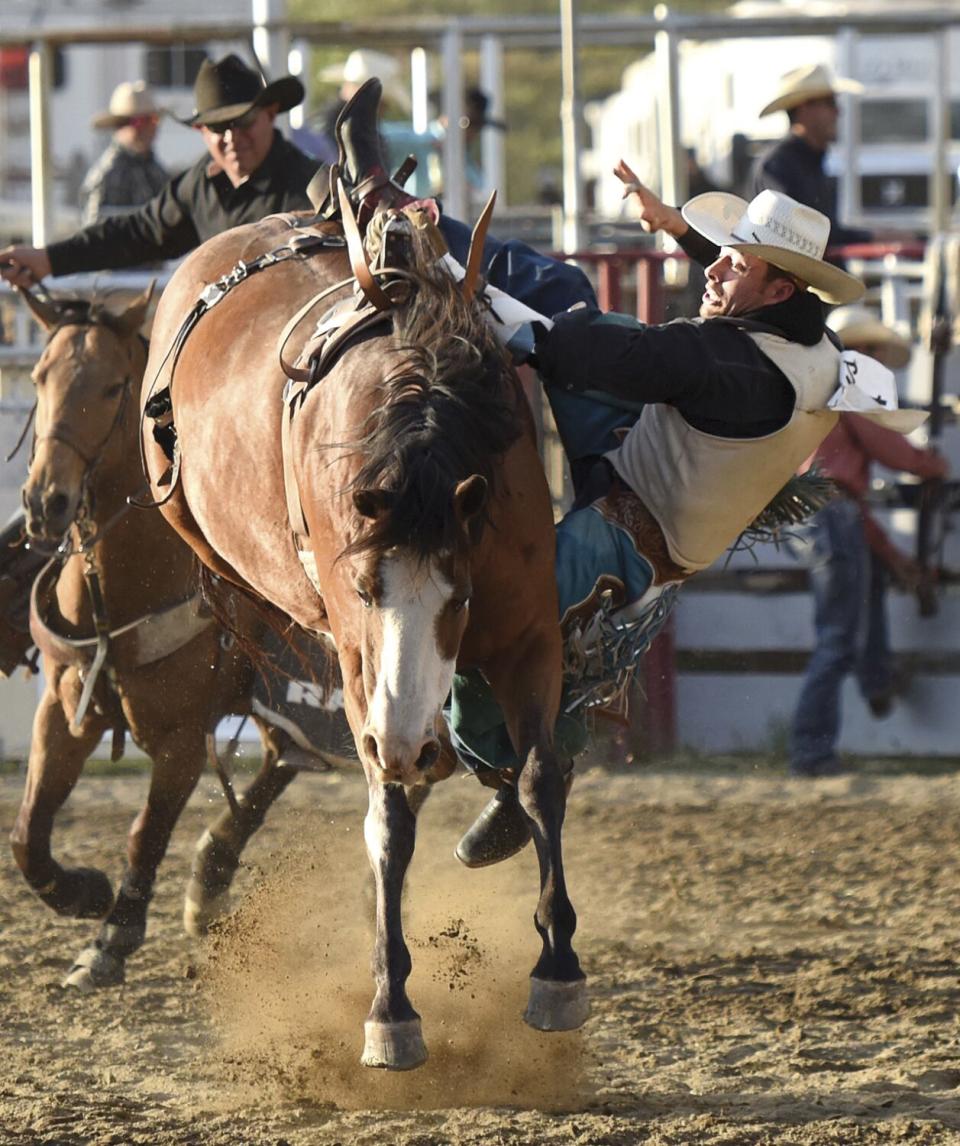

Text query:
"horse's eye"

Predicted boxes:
[[105, 383, 125, 399], [357, 588, 373, 609], [451, 597, 470, 614]]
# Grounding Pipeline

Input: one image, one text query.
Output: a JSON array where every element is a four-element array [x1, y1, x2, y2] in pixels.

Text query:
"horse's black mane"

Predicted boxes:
[[343, 221, 523, 560]]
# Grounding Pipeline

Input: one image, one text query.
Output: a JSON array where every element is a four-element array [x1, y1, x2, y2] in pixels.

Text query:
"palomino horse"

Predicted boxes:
[[140, 207, 586, 1069], [11, 287, 321, 990]]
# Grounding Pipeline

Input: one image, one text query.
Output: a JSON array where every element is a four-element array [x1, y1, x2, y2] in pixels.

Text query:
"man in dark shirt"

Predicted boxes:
[[0, 54, 315, 284], [3, 64, 595, 323], [455, 167, 919, 868], [750, 63, 872, 248]]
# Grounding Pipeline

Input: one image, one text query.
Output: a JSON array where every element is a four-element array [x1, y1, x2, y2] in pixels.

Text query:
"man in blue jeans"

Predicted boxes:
[[789, 306, 948, 777]]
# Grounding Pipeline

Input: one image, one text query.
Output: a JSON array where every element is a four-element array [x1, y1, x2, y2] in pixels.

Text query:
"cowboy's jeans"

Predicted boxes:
[[790, 497, 894, 773]]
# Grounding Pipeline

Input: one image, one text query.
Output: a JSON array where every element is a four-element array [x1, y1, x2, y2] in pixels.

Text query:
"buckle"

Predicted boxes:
[[199, 281, 226, 309]]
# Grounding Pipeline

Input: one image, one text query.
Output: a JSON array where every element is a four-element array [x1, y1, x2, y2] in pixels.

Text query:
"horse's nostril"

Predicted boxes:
[[417, 738, 441, 771], [45, 492, 69, 522], [363, 732, 382, 769]]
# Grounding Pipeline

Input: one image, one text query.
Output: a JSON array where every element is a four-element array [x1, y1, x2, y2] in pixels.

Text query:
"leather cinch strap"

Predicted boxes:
[[30, 560, 213, 673]]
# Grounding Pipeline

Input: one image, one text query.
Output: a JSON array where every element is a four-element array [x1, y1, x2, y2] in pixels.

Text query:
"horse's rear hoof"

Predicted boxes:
[[37, 867, 114, 920], [183, 879, 231, 938], [524, 976, 590, 1031], [361, 1018, 428, 1070], [62, 944, 125, 992]]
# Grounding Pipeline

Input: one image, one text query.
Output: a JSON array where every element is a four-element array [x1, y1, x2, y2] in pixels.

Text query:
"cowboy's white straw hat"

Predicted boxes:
[[827, 305, 912, 369], [760, 63, 863, 117], [320, 49, 410, 110], [681, 189, 865, 305], [92, 81, 167, 129]]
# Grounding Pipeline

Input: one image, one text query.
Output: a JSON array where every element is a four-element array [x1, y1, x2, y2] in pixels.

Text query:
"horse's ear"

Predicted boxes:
[[454, 475, 488, 544], [19, 288, 61, 332], [353, 488, 395, 520], [113, 281, 156, 338]]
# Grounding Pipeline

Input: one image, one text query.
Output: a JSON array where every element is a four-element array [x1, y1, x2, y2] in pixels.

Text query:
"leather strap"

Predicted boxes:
[[338, 178, 392, 312], [276, 274, 356, 382], [280, 378, 312, 543], [29, 560, 213, 672], [279, 303, 392, 549]]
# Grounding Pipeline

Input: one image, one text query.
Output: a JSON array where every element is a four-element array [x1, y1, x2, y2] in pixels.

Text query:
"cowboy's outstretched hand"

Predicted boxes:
[[613, 159, 687, 239], [0, 246, 52, 289]]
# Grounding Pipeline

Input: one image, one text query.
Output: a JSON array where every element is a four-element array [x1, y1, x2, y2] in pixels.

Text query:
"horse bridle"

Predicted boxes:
[[26, 311, 146, 558]]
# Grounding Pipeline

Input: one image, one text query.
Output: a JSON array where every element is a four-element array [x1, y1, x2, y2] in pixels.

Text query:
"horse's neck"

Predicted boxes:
[[69, 409, 199, 623]]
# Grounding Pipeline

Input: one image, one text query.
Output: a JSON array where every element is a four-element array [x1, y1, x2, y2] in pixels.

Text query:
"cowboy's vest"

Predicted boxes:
[[608, 330, 841, 573]]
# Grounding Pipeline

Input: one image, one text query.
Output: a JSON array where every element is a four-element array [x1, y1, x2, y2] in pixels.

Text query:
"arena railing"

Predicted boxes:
[[0, 242, 941, 757]]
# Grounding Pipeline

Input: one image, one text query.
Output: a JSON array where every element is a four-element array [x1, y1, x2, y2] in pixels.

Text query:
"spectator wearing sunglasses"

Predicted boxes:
[[750, 64, 874, 248], [80, 81, 170, 225], [0, 55, 320, 284]]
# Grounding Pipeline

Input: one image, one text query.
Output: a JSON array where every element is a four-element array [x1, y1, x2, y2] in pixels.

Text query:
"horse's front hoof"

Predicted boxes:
[[62, 944, 125, 992], [524, 976, 590, 1031], [361, 1018, 428, 1070], [37, 867, 114, 920]]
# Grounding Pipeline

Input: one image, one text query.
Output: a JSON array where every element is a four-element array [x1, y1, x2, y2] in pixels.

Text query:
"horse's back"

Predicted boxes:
[[144, 214, 349, 629], [150, 213, 334, 354]]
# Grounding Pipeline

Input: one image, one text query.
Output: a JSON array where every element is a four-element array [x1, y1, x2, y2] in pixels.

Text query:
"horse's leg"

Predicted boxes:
[[360, 768, 427, 1070], [63, 726, 207, 992], [10, 685, 113, 919], [183, 720, 298, 937], [488, 650, 589, 1034]]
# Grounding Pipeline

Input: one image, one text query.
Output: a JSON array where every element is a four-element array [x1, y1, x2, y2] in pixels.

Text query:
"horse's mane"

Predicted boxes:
[[343, 221, 523, 560]]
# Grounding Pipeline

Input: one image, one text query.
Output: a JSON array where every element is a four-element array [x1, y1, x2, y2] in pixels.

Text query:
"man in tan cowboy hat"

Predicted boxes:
[[454, 165, 927, 867], [750, 63, 872, 247], [297, 49, 411, 168], [0, 54, 318, 285], [789, 305, 948, 777], [321, 48, 411, 110], [80, 80, 169, 225]]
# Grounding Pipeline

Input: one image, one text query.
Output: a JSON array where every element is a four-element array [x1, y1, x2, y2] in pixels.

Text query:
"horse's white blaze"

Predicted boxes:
[[368, 553, 455, 757]]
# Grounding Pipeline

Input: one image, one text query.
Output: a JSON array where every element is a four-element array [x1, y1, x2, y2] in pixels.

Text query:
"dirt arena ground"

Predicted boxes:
[[2, 754, 960, 1146]]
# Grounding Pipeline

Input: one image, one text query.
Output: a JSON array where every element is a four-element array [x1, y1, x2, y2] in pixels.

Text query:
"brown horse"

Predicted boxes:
[[11, 287, 317, 991], [141, 208, 587, 1069]]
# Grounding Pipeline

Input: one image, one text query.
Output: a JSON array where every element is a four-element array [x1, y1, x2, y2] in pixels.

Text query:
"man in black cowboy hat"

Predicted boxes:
[[4, 64, 596, 324], [0, 54, 318, 284]]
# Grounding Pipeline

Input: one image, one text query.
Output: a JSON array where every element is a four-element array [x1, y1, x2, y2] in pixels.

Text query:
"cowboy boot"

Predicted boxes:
[[307, 78, 417, 223], [455, 760, 574, 869]]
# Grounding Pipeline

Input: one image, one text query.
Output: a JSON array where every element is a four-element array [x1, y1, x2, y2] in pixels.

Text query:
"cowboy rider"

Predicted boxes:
[[452, 167, 927, 868]]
